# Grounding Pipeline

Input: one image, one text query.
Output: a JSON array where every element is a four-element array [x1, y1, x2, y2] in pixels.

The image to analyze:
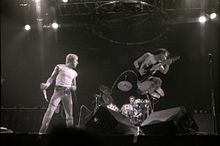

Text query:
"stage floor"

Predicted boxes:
[[1, 132, 219, 146]]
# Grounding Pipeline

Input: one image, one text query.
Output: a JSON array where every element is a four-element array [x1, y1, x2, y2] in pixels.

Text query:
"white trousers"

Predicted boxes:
[[39, 86, 74, 134]]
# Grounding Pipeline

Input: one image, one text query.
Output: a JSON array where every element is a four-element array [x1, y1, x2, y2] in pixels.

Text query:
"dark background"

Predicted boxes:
[[1, 0, 219, 133]]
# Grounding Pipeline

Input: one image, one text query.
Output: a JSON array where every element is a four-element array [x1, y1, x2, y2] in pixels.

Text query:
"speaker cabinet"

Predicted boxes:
[[193, 114, 215, 133], [85, 106, 137, 135], [140, 106, 198, 135]]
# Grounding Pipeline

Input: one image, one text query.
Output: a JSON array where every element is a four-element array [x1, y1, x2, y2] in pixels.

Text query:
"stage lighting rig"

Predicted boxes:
[[95, 0, 153, 14]]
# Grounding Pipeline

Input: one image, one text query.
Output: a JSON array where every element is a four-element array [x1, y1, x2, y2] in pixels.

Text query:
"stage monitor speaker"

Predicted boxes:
[[85, 106, 137, 135], [193, 113, 215, 133], [140, 106, 198, 135]]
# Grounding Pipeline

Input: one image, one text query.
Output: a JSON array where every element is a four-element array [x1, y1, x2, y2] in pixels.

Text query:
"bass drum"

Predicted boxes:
[[133, 98, 151, 125]]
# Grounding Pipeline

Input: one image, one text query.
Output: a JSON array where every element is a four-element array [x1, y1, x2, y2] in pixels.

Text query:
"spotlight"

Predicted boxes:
[[35, 0, 41, 3], [24, 25, 31, 30], [51, 22, 59, 29], [62, 0, 68, 3], [210, 13, 217, 19], [198, 16, 207, 23]]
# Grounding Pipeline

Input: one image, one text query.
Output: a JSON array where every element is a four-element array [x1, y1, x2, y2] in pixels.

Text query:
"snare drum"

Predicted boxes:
[[107, 103, 119, 112]]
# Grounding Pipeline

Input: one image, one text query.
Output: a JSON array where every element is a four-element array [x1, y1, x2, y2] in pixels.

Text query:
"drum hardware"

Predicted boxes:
[[121, 104, 134, 118], [77, 92, 107, 128], [133, 126, 145, 143], [93, 93, 102, 110], [120, 97, 153, 125], [77, 105, 92, 128]]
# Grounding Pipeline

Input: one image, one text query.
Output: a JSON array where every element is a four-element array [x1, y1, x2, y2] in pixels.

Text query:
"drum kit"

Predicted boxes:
[[94, 82, 154, 125], [120, 104, 134, 117], [120, 98, 151, 125]]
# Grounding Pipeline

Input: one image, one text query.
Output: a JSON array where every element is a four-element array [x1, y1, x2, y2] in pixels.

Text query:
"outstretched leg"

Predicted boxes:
[[62, 90, 74, 128], [39, 104, 58, 134], [39, 90, 62, 134]]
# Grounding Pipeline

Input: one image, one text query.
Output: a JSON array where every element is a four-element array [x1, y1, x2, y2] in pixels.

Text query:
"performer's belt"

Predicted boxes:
[[55, 85, 71, 95], [55, 85, 71, 90]]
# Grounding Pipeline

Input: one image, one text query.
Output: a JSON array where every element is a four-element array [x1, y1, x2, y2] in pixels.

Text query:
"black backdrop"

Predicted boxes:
[[1, 0, 219, 118]]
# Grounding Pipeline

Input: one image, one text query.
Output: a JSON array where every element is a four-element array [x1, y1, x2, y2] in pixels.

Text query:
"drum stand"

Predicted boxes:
[[145, 94, 154, 114], [133, 126, 145, 143], [93, 93, 104, 111], [77, 104, 92, 128]]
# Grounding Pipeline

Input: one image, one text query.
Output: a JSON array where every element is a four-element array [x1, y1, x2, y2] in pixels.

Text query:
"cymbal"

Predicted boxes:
[[99, 85, 113, 104], [99, 85, 111, 95], [117, 81, 132, 92], [102, 94, 113, 105]]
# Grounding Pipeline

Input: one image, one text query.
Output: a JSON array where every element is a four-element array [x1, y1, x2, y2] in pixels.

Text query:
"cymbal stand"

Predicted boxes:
[[93, 94, 102, 112], [145, 93, 154, 114], [133, 126, 145, 143]]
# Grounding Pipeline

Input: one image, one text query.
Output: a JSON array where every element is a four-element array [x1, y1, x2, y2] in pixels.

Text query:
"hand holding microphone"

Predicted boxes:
[[40, 83, 49, 102], [42, 90, 48, 102], [40, 83, 49, 90]]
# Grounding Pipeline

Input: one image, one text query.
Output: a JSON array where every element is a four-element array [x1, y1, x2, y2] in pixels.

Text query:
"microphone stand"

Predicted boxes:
[[208, 53, 218, 134]]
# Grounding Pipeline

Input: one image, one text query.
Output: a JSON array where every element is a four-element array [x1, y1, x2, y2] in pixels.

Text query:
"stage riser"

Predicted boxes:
[[1, 108, 219, 134], [193, 114, 215, 133], [1, 133, 219, 146]]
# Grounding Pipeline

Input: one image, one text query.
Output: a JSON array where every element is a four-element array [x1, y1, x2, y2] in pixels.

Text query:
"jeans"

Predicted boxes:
[[39, 86, 74, 134]]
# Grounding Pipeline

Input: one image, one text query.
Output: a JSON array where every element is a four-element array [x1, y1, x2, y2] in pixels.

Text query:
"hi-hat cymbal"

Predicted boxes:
[[117, 81, 132, 92], [102, 94, 113, 105]]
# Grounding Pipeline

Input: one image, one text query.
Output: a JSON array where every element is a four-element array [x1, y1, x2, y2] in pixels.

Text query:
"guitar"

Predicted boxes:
[[136, 56, 180, 96], [137, 56, 180, 81]]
